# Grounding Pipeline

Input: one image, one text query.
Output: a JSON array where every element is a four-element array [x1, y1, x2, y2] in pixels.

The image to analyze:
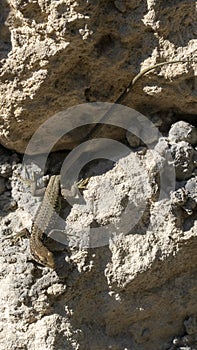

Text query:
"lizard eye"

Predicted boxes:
[[37, 255, 48, 265], [31, 253, 48, 266]]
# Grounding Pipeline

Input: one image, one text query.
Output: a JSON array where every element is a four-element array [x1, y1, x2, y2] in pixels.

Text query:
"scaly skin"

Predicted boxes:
[[29, 175, 61, 269]]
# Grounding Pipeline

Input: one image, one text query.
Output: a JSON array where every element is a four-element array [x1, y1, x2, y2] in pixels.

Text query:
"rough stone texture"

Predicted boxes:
[[170, 141, 195, 181], [0, 120, 197, 349], [0, 0, 196, 153], [168, 315, 197, 350], [0, 1, 197, 349], [169, 121, 197, 145]]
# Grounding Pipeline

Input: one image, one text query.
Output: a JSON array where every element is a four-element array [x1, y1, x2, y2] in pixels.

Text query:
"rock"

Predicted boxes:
[[0, 0, 197, 349], [0, 1, 196, 153], [169, 121, 197, 144], [170, 141, 195, 180], [1, 129, 197, 349]]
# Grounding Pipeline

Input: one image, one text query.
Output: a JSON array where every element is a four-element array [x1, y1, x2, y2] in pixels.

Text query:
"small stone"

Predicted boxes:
[[169, 121, 197, 144], [0, 163, 12, 178], [170, 141, 195, 180], [185, 177, 197, 201], [126, 131, 141, 148], [47, 283, 66, 296]]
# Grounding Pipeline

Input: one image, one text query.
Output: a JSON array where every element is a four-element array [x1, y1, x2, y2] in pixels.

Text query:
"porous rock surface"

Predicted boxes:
[[0, 0, 196, 153], [0, 120, 197, 350], [0, 1, 197, 349]]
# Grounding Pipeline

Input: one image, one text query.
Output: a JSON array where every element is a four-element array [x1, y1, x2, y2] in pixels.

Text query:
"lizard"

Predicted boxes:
[[29, 175, 61, 269], [28, 175, 89, 269], [13, 172, 89, 269], [14, 59, 192, 269], [6, 174, 60, 269]]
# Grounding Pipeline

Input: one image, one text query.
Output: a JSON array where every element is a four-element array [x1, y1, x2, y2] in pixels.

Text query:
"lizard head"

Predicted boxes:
[[45, 251, 56, 269], [31, 249, 56, 269]]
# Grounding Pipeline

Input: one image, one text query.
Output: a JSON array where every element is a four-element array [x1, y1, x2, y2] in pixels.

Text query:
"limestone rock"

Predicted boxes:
[[0, 0, 196, 153], [0, 120, 197, 349]]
